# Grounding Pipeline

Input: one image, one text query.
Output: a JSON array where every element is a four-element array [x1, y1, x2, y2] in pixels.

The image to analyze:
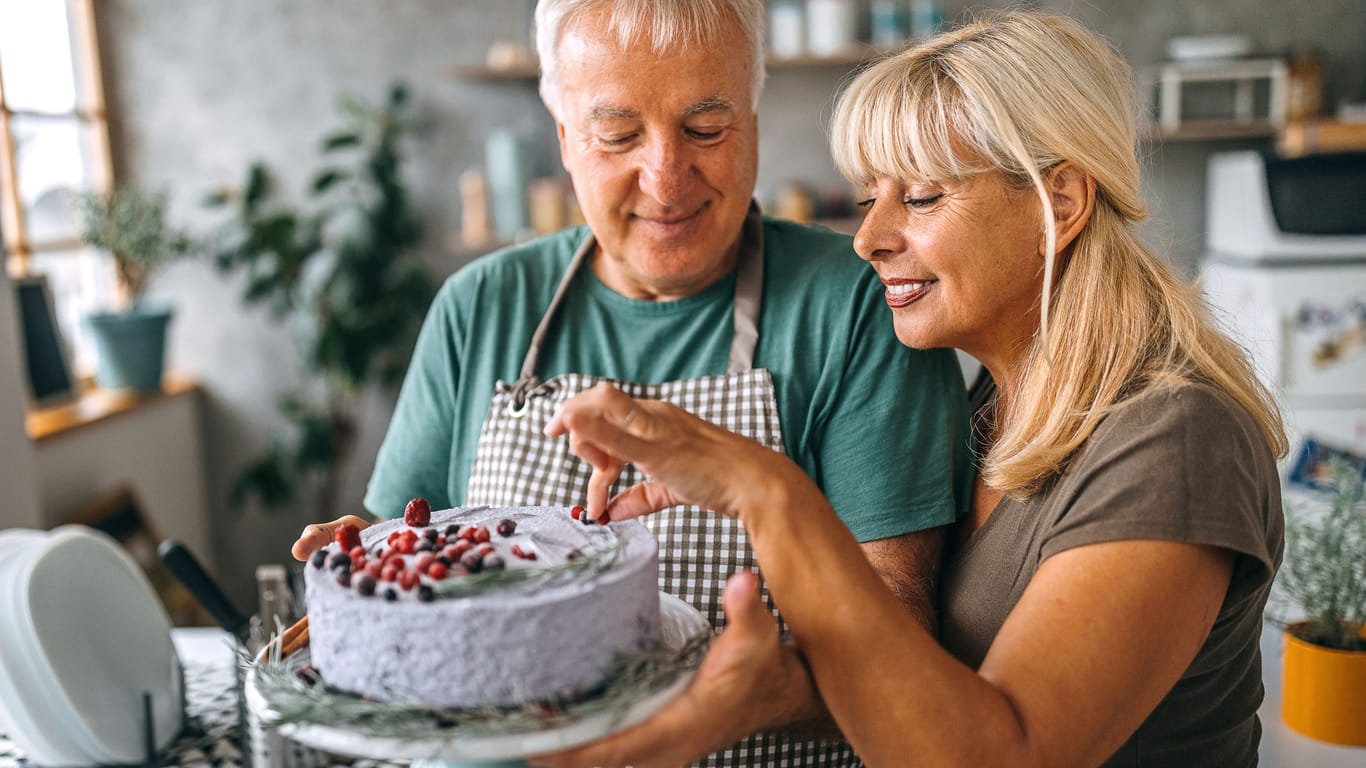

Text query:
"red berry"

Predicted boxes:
[[426, 562, 449, 580], [414, 552, 436, 573], [473, 526, 491, 544], [404, 498, 432, 527], [336, 523, 362, 552], [476, 542, 496, 556], [348, 545, 366, 560], [457, 526, 477, 542], [396, 538, 415, 555], [365, 561, 382, 580], [350, 554, 367, 570], [511, 544, 537, 561], [381, 564, 400, 582], [399, 570, 419, 591], [570, 505, 585, 520]]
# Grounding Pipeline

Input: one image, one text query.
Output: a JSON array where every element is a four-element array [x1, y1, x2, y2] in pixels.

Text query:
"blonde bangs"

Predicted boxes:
[[831, 52, 987, 189]]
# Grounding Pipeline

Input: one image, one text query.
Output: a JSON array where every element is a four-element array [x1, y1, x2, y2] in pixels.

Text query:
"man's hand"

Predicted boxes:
[[290, 515, 373, 561], [529, 571, 823, 768]]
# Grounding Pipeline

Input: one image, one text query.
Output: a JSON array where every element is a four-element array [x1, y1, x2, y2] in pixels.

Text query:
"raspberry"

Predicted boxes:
[[570, 505, 585, 520], [348, 545, 366, 560], [404, 498, 432, 527], [476, 542, 496, 556], [473, 526, 491, 544], [446, 540, 473, 560], [365, 561, 383, 580], [399, 570, 419, 591], [427, 562, 449, 580], [496, 519, 517, 537], [381, 564, 399, 582], [414, 552, 436, 573], [336, 524, 362, 552]]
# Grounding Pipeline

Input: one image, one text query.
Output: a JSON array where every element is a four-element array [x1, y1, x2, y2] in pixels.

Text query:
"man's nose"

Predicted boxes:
[[637, 135, 694, 206]]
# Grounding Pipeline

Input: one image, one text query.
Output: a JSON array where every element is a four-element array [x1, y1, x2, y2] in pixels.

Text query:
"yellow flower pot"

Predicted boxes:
[[1281, 624, 1366, 746]]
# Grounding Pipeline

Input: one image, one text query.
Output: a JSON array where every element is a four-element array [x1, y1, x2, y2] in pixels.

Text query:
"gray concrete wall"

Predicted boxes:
[[93, 0, 1366, 609]]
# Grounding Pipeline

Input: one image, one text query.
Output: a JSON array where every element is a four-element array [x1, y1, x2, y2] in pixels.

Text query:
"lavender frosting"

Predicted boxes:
[[304, 505, 660, 708]]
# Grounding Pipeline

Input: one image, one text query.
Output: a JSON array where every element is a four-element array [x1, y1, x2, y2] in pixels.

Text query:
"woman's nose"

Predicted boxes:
[[853, 200, 904, 263]]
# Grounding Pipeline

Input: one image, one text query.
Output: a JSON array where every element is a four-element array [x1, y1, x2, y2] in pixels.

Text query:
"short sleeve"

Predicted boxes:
[[817, 271, 972, 542], [1039, 384, 1282, 590]]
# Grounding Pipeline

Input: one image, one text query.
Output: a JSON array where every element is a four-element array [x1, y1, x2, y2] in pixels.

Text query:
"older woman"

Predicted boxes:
[[538, 10, 1286, 768]]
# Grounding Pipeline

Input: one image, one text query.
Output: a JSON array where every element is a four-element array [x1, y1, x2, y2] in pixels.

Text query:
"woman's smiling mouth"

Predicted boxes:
[[884, 279, 936, 308]]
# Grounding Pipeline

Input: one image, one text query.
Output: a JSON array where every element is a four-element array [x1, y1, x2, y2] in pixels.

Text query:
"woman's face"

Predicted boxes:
[[853, 172, 1045, 367]]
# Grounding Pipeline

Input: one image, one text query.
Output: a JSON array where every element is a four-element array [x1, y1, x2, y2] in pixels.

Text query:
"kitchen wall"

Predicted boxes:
[[91, 0, 1366, 609]]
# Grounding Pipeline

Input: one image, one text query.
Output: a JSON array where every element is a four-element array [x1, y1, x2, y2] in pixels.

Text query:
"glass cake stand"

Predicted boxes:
[[245, 592, 708, 766]]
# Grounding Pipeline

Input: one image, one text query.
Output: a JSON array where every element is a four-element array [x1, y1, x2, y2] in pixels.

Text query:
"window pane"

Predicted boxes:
[[0, 0, 78, 113], [30, 245, 116, 374], [11, 114, 103, 244]]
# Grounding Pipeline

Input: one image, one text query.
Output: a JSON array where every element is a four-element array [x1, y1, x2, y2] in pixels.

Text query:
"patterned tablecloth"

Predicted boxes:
[[0, 629, 405, 768]]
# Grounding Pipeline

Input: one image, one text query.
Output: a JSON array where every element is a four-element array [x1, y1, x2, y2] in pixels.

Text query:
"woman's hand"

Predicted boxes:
[[544, 383, 812, 523], [528, 571, 826, 768], [289, 515, 372, 561]]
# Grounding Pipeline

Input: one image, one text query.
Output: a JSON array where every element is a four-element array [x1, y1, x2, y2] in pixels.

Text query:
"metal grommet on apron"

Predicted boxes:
[[466, 206, 862, 767]]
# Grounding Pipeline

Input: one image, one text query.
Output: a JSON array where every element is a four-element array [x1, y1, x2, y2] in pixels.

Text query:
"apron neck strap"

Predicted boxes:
[[513, 202, 765, 392]]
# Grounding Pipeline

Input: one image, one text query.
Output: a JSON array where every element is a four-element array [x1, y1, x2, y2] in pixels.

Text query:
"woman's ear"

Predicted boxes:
[[1042, 162, 1096, 257]]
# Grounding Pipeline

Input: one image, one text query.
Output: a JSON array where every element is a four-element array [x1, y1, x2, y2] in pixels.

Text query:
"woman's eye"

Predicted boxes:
[[855, 198, 875, 209], [904, 195, 943, 208]]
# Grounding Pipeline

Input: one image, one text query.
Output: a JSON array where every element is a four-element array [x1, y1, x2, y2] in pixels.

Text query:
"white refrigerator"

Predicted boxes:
[[1200, 150, 1366, 474]]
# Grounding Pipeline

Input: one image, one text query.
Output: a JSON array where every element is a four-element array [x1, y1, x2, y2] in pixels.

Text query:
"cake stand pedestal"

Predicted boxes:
[[245, 593, 706, 764]]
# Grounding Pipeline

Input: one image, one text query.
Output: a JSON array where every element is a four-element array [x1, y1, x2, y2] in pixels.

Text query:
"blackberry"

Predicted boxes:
[[357, 574, 377, 596], [496, 519, 517, 537]]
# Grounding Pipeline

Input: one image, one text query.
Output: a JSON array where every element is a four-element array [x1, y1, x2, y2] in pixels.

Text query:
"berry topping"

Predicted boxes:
[[511, 544, 537, 561], [364, 561, 383, 580], [460, 551, 484, 573], [483, 554, 506, 571], [336, 523, 362, 552], [444, 524, 460, 538], [348, 545, 366, 560], [436, 554, 453, 567], [357, 574, 377, 596], [422, 528, 439, 542], [328, 552, 352, 571], [381, 564, 400, 582], [336, 570, 352, 587], [384, 588, 398, 602], [496, 519, 517, 537], [473, 526, 491, 544], [414, 539, 434, 553], [570, 505, 585, 520], [414, 552, 437, 573], [310, 549, 327, 569], [447, 540, 473, 559], [404, 497, 432, 527], [426, 562, 449, 580], [475, 542, 496, 556], [399, 570, 419, 591], [418, 585, 435, 602]]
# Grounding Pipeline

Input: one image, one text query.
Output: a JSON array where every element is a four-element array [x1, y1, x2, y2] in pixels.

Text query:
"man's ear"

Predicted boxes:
[[556, 121, 571, 169], [1042, 162, 1096, 257]]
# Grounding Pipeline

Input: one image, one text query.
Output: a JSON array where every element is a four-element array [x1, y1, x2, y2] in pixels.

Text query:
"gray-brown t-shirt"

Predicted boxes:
[[941, 380, 1283, 767]]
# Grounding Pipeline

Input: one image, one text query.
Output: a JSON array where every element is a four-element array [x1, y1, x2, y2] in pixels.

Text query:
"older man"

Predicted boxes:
[[294, 0, 971, 764]]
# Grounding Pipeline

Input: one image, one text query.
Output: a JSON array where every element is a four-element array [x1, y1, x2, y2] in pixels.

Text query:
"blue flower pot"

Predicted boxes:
[[84, 304, 173, 393]]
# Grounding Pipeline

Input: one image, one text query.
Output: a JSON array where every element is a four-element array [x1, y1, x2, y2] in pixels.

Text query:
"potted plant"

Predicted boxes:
[[78, 187, 192, 393], [205, 83, 434, 520], [1267, 459, 1366, 746]]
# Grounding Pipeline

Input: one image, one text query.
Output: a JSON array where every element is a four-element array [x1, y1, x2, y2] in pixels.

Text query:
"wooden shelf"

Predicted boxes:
[[451, 46, 889, 82], [26, 375, 201, 443], [1279, 118, 1366, 156]]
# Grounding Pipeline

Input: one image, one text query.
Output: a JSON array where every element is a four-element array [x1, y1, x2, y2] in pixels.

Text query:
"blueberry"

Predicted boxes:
[[444, 524, 460, 538], [384, 588, 398, 602], [422, 528, 439, 542], [328, 552, 351, 570], [418, 585, 434, 603], [483, 554, 506, 571], [436, 554, 453, 567], [357, 574, 377, 596], [496, 519, 517, 537], [567, 549, 582, 561], [414, 539, 433, 552], [336, 570, 352, 587], [310, 549, 327, 569], [460, 551, 484, 573]]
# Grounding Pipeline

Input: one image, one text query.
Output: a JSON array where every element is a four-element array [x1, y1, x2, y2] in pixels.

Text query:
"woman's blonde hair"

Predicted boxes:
[[831, 10, 1287, 497]]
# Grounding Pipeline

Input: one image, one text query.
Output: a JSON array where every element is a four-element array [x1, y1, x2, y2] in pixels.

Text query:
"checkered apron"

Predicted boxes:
[[466, 209, 861, 767]]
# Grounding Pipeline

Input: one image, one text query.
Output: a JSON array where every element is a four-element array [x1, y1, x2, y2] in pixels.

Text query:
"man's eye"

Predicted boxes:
[[686, 128, 723, 141], [599, 134, 636, 147]]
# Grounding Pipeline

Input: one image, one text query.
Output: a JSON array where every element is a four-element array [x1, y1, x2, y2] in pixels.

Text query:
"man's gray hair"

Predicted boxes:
[[535, 0, 766, 118]]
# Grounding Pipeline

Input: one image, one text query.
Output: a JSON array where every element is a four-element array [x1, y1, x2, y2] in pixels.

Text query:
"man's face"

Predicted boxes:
[[552, 8, 758, 301]]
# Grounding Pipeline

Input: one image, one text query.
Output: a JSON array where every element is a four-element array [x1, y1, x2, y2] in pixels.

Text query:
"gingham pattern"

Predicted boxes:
[[467, 370, 862, 767]]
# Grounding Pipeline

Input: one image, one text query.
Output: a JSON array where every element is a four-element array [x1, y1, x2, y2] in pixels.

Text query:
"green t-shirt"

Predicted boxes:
[[365, 216, 972, 541]]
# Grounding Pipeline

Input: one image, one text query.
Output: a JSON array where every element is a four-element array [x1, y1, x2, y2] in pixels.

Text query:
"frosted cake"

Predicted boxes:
[[303, 503, 661, 708]]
